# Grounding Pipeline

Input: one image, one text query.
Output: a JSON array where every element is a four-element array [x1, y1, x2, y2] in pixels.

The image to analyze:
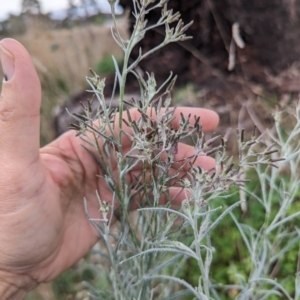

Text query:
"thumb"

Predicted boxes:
[[0, 39, 41, 164]]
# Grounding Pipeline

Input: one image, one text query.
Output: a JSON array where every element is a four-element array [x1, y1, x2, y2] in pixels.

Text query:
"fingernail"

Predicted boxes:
[[0, 45, 15, 82]]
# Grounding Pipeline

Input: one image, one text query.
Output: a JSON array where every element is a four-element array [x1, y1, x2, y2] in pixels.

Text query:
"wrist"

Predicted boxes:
[[0, 270, 38, 300]]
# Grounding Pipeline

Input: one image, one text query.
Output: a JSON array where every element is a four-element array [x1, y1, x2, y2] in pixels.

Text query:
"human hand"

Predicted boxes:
[[0, 39, 219, 299]]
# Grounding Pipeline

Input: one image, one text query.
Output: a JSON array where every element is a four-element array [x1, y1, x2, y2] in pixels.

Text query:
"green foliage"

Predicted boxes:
[[52, 269, 78, 299], [173, 84, 205, 106], [50, 43, 60, 53], [55, 77, 69, 93], [92, 15, 106, 25], [96, 55, 122, 76], [183, 173, 300, 299]]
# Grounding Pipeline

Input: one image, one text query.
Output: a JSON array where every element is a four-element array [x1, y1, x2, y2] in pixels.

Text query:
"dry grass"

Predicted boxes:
[[1, 20, 127, 144], [18, 23, 126, 93]]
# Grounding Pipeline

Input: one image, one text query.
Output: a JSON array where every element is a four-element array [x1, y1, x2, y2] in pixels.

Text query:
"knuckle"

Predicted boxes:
[[0, 99, 16, 124]]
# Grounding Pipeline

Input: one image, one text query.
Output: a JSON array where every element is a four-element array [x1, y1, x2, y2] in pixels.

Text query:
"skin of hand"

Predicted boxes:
[[0, 38, 219, 299]]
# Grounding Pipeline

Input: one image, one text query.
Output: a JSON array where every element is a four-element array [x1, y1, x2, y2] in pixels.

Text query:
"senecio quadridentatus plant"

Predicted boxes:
[[69, 0, 300, 299]]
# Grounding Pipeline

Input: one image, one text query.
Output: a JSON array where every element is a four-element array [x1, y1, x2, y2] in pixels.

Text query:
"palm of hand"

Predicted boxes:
[[0, 132, 104, 283]]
